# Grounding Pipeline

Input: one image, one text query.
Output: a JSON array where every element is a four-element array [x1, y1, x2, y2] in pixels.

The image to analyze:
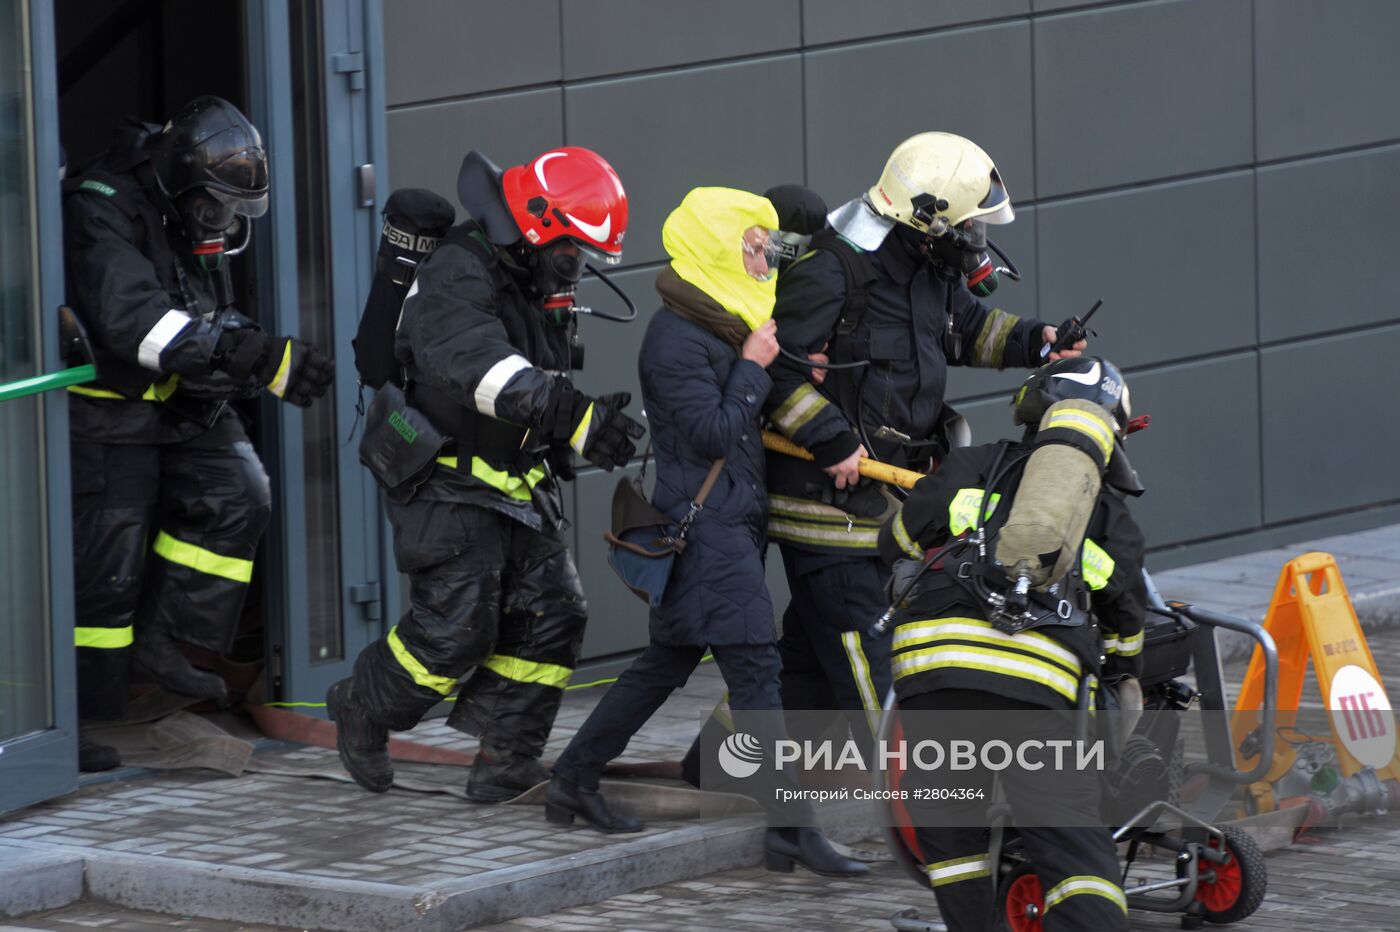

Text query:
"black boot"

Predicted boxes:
[[78, 732, 121, 772], [131, 627, 228, 706], [544, 774, 644, 834], [765, 827, 870, 877], [467, 745, 551, 803], [326, 678, 393, 793]]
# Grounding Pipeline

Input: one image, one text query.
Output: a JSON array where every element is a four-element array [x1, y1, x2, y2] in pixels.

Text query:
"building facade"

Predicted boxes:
[[3, 0, 1398, 812]]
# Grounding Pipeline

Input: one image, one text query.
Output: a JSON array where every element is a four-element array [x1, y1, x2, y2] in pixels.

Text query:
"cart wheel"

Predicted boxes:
[[1186, 827, 1267, 924], [993, 863, 1045, 932]]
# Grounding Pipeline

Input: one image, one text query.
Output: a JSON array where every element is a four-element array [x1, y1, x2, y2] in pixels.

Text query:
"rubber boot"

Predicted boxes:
[[544, 774, 643, 834], [466, 744, 551, 803], [131, 626, 229, 706], [78, 731, 121, 772], [326, 678, 393, 793], [764, 827, 870, 877]]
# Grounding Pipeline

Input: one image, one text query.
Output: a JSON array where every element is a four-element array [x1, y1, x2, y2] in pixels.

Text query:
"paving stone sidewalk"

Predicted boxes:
[[4, 524, 1400, 930]]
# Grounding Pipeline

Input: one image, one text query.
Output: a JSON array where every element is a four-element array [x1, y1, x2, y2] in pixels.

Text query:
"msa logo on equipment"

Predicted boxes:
[[382, 221, 439, 254]]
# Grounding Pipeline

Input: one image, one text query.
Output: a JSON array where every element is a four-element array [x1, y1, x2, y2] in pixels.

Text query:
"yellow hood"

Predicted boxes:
[[662, 187, 779, 332]]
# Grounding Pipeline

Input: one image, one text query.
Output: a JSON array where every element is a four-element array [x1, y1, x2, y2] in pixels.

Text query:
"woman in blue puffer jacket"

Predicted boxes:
[[546, 187, 866, 879]]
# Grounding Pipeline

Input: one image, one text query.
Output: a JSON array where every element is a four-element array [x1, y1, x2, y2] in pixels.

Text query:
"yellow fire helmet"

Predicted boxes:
[[662, 186, 781, 332], [867, 132, 1014, 235]]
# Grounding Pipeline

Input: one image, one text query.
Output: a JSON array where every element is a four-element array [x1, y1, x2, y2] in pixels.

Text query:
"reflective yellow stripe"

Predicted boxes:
[[927, 854, 992, 887], [770, 383, 828, 435], [840, 631, 882, 735], [891, 509, 923, 558], [75, 626, 134, 649], [1103, 636, 1119, 655], [68, 374, 180, 402], [152, 530, 253, 583], [948, 488, 1000, 536], [268, 341, 294, 398], [1081, 538, 1115, 590], [1045, 410, 1115, 461], [892, 643, 1080, 702], [971, 308, 1019, 368], [387, 625, 457, 695], [1043, 875, 1127, 914], [1116, 630, 1143, 657], [483, 654, 572, 689], [435, 456, 545, 502], [894, 617, 1081, 671], [767, 519, 880, 548], [568, 402, 594, 453]]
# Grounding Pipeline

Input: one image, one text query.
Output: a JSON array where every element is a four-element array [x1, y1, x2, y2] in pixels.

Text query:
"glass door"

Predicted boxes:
[[247, 0, 388, 709], [0, 0, 79, 813]]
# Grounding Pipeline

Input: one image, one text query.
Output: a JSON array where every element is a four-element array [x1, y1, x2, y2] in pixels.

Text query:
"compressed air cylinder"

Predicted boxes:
[[994, 399, 1117, 590]]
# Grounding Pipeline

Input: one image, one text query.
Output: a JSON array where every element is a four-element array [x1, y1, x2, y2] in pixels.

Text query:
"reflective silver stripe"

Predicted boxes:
[[1116, 630, 1144, 657], [768, 519, 880, 548], [971, 308, 1019, 368], [894, 619, 1081, 670], [474, 354, 533, 419], [770, 384, 828, 435], [840, 631, 882, 735], [1102, 636, 1119, 655], [137, 309, 193, 371], [891, 509, 923, 558], [770, 495, 857, 521], [927, 854, 991, 887], [1043, 875, 1127, 914]]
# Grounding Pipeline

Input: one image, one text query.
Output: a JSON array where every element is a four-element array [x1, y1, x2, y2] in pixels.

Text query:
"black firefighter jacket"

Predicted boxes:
[[393, 225, 576, 531], [63, 132, 262, 444], [765, 231, 1049, 556], [877, 440, 1147, 711]]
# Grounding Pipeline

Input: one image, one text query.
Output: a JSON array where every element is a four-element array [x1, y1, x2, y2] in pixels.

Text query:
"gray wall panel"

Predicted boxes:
[[1258, 146, 1400, 342], [573, 466, 652, 660], [1033, 0, 1253, 196], [1256, 0, 1400, 161], [801, 0, 1028, 45], [562, 1, 801, 79], [1036, 172, 1257, 369], [1121, 356, 1261, 548], [384, 0, 560, 106], [1261, 327, 1400, 524], [805, 23, 1034, 207], [386, 90, 563, 218], [565, 58, 805, 268], [570, 266, 661, 406]]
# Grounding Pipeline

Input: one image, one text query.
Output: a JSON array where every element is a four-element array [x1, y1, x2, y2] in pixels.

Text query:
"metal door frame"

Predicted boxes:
[[246, 0, 390, 710], [0, 0, 79, 814]]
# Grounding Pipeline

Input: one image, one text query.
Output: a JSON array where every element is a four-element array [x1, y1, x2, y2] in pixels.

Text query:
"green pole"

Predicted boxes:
[[0, 364, 98, 403]]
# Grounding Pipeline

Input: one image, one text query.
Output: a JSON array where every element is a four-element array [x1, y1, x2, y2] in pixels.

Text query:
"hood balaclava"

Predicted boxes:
[[662, 186, 780, 332]]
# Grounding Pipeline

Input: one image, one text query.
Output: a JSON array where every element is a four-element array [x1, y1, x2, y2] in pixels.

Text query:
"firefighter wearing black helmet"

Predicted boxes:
[[64, 96, 333, 771], [876, 356, 1146, 932], [762, 133, 1087, 735]]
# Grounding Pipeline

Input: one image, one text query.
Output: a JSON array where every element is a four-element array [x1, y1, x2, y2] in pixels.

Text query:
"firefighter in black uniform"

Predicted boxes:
[[877, 356, 1146, 932], [64, 96, 334, 771], [327, 147, 645, 803], [763, 133, 1085, 730]]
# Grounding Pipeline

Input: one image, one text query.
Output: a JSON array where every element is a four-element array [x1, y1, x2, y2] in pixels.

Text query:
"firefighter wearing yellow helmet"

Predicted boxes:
[[760, 131, 1086, 742]]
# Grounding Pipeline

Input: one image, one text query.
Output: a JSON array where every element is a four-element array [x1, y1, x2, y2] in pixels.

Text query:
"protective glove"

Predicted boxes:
[[215, 329, 335, 407], [544, 382, 644, 471]]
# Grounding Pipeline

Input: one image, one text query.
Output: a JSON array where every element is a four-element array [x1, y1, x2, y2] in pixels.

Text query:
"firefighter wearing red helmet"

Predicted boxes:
[[328, 147, 644, 802]]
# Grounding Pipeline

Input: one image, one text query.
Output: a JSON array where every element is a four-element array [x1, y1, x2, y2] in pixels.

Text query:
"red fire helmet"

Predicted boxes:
[[500, 147, 627, 263]]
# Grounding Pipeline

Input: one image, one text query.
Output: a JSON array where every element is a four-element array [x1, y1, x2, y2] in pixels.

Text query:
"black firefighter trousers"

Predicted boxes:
[[71, 410, 271, 720], [350, 501, 587, 758], [900, 689, 1128, 932]]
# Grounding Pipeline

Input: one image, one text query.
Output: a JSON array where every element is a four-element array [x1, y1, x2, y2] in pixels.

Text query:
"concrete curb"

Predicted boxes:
[[0, 802, 877, 932], [0, 844, 85, 918]]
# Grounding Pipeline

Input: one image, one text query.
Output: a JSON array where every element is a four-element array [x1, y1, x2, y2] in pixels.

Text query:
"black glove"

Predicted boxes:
[[544, 382, 644, 471], [215, 329, 335, 407]]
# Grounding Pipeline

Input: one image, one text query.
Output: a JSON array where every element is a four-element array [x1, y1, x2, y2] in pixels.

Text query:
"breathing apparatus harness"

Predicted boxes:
[[867, 440, 1089, 640]]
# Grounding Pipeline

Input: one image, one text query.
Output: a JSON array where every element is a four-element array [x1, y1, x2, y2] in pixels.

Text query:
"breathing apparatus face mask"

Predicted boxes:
[[174, 188, 252, 271], [918, 219, 1001, 297], [741, 226, 783, 282], [524, 239, 596, 326]]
